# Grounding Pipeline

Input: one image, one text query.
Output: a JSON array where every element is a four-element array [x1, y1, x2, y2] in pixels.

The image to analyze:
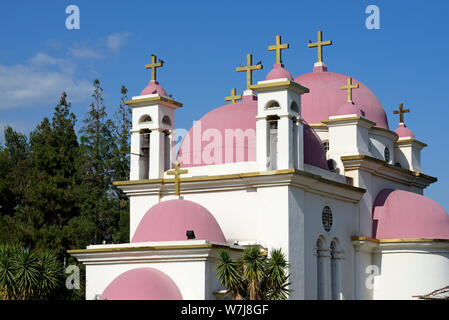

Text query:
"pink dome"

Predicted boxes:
[[303, 122, 329, 170], [132, 199, 227, 244], [394, 123, 415, 139], [294, 69, 389, 129], [140, 80, 167, 96], [101, 267, 182, 300], [335, 101, 363, 116], [177, 95, 328, 170], [372, 189, 449, 239], [265, 64, 293, 81]]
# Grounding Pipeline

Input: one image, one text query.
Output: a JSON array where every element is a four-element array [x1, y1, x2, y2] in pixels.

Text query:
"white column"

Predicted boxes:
[[331, 250, 345, 300], [130, 130, 141, 180], [277, 115, 291, 170], [149, 129, 164, 179], [295, 118, 304, 170], [256, 117, 268, 171]]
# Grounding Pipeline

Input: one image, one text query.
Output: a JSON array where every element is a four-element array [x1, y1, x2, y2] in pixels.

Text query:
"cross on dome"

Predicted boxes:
[[340, 77, 359, 103], [236, 54, 263, 90], [268, 35, 289, 64], [393, 103, 410, 124], [225, 88, 242, 104], [166, 161, 188, 196], [308, 30, 332, 63], [145, 54, 164, 82]]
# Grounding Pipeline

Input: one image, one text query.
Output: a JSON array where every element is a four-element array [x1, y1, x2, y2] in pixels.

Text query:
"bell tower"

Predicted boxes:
[[251, 36, 309, 171], [126, 54, 182, 180]]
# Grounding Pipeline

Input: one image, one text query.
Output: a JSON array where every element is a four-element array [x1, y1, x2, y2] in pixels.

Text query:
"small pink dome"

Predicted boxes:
[[140, 80, 167, 96], [335, 101, 363, 116], [132, 199, 227, 244], [395, 123, 415, 139], [101, 267, 182, 300], [373, 189, 449, 239], [294, 69, 389, 129], [177, 95, 328, 170], [265, 64, 293, 81]]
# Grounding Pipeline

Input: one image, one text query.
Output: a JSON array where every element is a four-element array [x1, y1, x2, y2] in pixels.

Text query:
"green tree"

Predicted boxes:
[[216, 247, 291, 300], [0, 127, 29, 218], [14, 92, 81, 258], [111, 85, 131, 243], [0, 127, 30, 244], [78, 79, 117, 245]]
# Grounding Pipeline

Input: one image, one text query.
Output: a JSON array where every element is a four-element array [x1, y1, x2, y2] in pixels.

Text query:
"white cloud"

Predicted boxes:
[[69, 45, 104, 60], [0, 54, 92, 110], [106, 32, 131, 52], [0, 31, 131, 111]]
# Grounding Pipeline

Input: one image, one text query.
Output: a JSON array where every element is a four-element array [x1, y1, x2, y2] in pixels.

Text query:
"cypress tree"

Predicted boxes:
[[78, 79, 116, 245]]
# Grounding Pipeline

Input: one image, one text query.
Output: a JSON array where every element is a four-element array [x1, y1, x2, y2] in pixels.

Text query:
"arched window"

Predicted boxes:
[[290, 101, 299, 113], [139, 115, 152, 124], [323, 141, 329, 152], [265, 100, 280, 110], [162, 115, 172, 126], [330, 239, 343, 300]]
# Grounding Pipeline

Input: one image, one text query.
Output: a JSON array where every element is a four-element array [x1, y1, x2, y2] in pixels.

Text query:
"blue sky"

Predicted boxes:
[[0, 0, 448, 210]]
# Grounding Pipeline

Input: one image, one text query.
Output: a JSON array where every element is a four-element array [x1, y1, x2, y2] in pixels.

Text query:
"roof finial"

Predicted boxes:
[[236, 54, 263, 90], [308, 30, 332, 64], [268, 35, 289, 65], [166, 161, 188, 197], [145, 54, 164, 82], [225, 88, 242, 104], [340, 77, 359, 103], [393, 103, 410, 124]]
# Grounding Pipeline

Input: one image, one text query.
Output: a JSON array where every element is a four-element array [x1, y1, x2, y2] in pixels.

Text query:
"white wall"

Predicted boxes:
[[374, 245, 449, 299]]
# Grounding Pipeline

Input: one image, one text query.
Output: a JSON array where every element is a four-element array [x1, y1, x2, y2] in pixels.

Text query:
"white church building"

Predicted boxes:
[[69, 32, 449, 300]]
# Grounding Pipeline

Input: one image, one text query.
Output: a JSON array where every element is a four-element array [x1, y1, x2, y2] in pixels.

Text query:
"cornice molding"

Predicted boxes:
[[341, 154, 437, 189], [113, 169, 366, 203]]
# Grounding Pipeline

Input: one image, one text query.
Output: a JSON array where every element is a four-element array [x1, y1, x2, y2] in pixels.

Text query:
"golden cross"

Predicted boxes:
[[393, 103, 410, 124], [225, 88, 242, 104], [167, 161, 188, 196], [268, 35, 289, 64], [145, 54, 164, 81], [308, 30, 332, 63], [236, 54, 263, 90], [340, 77, 359, 102]]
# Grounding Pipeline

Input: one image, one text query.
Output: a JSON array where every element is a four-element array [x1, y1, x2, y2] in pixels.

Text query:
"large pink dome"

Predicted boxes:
[[132, 199, 227, 244], [372, 189, 449, 239], [177, 95, 328, 170], [101, 267, 182, 300], [294, 68, 389, 129]]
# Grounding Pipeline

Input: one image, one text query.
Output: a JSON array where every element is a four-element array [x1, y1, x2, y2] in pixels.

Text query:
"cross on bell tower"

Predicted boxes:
[[236, 54, 263, 90], [308, 30, 332, 63], [145, 54, 164, 81], [393, 103, 410, 124], [268, 35, 289, 64]]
